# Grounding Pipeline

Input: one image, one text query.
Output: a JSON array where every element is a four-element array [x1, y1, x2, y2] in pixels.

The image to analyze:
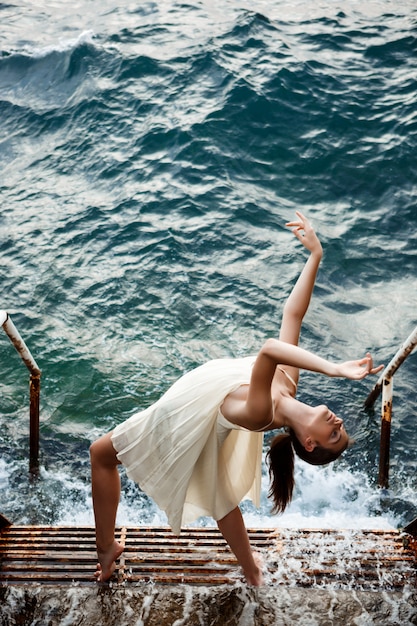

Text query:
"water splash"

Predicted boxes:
[[1, 582, 416, 625]]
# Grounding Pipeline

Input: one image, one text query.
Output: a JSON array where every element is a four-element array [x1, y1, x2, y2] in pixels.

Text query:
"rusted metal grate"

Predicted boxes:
[[0, 525, 416, 588]]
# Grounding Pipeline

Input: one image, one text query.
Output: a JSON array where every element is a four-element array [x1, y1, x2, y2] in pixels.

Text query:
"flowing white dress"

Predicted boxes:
[[111, 356, 263, 535]]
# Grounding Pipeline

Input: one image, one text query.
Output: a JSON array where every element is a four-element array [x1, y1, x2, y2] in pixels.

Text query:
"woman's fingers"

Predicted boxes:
[[286, 211, 312, 234], [358, 354, 384, 377]]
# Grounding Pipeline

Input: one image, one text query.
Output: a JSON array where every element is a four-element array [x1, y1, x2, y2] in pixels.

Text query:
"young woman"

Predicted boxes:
[[90, 212, 382, 586]]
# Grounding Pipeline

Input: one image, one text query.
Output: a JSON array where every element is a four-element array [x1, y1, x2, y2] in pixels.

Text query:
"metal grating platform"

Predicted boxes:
[[0, 525, 416, 588]]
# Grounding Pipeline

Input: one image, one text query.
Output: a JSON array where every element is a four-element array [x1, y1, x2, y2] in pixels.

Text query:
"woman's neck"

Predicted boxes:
[[273, 394, 314, 434]]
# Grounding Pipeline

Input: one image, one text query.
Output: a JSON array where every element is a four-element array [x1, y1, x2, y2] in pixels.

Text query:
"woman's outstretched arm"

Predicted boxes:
[[222, 339, 383, 429]]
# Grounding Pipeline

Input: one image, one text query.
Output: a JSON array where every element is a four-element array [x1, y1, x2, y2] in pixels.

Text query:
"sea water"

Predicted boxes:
[[0, 0, 417, 621]]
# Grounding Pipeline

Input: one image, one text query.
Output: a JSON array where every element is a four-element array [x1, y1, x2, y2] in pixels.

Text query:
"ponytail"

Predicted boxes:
[[267, 429, 351, 514], [266, 433, 295, 514]]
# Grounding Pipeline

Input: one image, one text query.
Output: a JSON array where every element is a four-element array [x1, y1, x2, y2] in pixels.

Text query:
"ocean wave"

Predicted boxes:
[[0, 30, 111, 117], [1, 29, 95, 59]]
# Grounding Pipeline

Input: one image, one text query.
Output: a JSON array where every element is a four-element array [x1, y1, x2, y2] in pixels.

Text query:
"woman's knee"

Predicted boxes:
[[90, 432, 119, 468]]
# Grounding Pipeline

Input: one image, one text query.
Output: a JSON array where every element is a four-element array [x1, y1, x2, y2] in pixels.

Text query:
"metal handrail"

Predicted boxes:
[[0, 311, 41, 475], [364, 325, 417, 488]]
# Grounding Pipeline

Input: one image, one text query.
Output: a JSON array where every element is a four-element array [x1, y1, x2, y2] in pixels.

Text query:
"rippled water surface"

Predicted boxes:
[[0, 0, 416, 543]]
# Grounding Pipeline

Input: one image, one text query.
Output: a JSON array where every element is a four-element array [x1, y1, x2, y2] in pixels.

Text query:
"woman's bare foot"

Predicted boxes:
[[243, 551, 264, 587], [94, 540, 124, 582]]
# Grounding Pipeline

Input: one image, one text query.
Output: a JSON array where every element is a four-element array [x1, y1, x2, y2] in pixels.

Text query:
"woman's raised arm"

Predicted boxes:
[[278, 211, 323, 388]]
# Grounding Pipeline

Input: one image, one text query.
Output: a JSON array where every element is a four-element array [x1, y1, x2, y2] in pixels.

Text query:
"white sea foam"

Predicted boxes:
[[0, 458, 9, 488], [0, 445, 405, 532], [50, 460, 400, 531], [265, 461, 398, 531], [18, 30, 96, 59]]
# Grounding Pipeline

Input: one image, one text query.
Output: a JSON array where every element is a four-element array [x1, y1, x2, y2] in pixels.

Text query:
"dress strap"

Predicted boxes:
[[277, 366, 297, 390]]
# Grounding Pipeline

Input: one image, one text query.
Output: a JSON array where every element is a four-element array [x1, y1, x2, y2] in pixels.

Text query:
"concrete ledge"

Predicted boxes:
[[1, 584, 416, 625]]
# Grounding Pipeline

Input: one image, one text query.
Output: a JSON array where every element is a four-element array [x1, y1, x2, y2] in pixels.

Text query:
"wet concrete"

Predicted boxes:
[[1, 583, 417, 626]]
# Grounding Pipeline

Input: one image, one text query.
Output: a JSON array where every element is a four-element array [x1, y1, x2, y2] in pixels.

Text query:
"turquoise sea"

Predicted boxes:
[[0, 0, 416, 552]]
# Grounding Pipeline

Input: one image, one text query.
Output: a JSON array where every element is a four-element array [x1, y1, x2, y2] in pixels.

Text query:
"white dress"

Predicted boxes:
[[111, 356, 263, 535]]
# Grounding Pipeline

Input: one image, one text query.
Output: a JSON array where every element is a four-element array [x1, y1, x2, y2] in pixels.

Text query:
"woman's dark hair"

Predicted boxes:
[[266, 429, 350, 514], [266, 433, 295, 514]]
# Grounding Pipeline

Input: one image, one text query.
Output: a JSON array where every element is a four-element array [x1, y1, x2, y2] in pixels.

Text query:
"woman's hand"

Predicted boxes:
[[336, 352, 384, 380], [286, 211, 323, 257]]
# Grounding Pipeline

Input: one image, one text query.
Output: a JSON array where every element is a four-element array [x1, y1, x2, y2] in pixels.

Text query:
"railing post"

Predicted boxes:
[[29, 374, 41, 476], [1, 311, 41, 476], [364, 325, 417, 490], [378, 377, 393, 489]]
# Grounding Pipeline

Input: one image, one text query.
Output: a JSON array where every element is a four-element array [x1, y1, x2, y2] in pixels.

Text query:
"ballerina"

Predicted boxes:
[[90, 211, 382, 586]]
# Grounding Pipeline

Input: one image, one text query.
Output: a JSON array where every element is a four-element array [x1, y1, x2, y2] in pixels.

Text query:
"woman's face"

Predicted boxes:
[[307, 404, 349, 452]]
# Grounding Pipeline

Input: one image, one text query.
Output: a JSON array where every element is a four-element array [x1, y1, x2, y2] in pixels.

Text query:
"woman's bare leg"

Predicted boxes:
[[217, 506, 263, 586], [90, 431, 124, 581]]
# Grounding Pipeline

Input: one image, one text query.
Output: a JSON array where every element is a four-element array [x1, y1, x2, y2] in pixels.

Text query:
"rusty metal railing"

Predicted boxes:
[[0, 311, 41, 476], [364, 325, 417, 489]]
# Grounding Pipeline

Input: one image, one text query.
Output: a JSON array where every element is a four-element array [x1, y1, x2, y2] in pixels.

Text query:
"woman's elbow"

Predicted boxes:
[[261, 338, 281, 356]]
